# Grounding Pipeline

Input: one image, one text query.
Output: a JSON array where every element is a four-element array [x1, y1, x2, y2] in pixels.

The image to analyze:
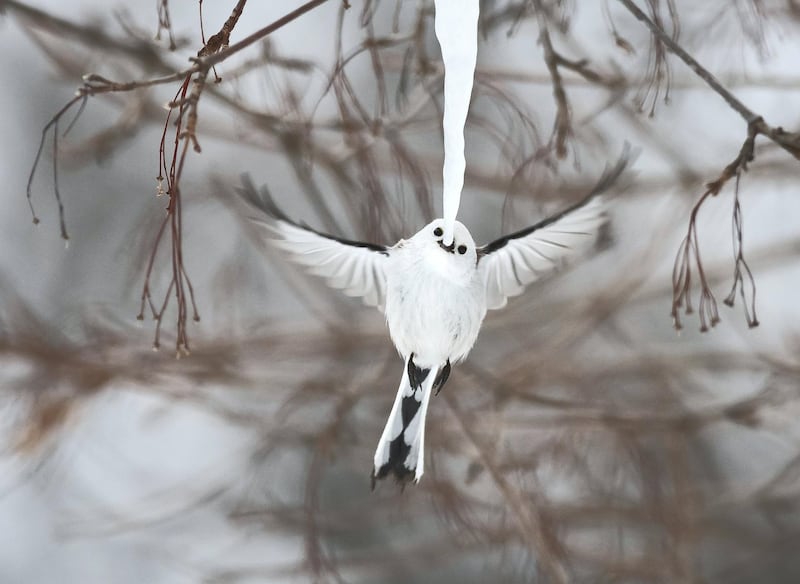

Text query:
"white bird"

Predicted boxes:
[[241, 152, 629, 487]]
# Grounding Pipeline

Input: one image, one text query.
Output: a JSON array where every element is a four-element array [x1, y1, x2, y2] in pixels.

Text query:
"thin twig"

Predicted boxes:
[[533, 0, 572, 159], [445, 394, 569, 584], [25, 94, 87, 237], [617, 0, 758, 123], [618, 0, 800, 163], [25, 0, 335, 353], [155, 0, 176, 50], [617, 0, 799, 330]]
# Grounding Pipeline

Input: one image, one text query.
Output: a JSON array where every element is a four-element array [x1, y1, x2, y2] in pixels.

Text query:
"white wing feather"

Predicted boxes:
[[237, 177, 391, 310], [266, 219, 390, 310], [478, 148, 631, 310], [479, 196, 606, 309]]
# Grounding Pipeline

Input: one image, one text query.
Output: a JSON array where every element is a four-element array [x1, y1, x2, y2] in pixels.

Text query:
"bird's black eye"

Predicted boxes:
[[433, 227, 443, 237], [458, 245, 467, 255]]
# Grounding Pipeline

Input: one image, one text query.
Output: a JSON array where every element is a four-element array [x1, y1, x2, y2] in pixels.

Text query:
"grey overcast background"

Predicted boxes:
[[1, 1, 800, 583]]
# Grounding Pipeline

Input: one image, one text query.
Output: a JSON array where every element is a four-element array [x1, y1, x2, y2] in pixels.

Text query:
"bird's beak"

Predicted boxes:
[[438, 240, 455, 254]]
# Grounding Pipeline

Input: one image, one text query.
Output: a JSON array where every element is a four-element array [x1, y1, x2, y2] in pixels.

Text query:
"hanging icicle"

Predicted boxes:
[[434, 0, 480, 246]]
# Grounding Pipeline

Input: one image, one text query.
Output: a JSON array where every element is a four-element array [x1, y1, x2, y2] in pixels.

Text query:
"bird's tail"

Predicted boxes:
[[372, 357, 440, 487]]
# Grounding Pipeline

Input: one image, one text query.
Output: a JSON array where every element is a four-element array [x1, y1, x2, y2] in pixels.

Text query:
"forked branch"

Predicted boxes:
[[24, 0, 335, 354], [617, 0, 800, 159], [617, 0, 799, 330]]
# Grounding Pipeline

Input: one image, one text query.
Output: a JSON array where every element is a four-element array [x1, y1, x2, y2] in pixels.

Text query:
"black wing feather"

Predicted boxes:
[[238, 175, 391, 309], [238, 175, 388, 254], [479, 150, 630, 257]]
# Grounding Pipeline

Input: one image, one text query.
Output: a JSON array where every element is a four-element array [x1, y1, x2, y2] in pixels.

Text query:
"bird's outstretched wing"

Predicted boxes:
[[478, 152, 630, 310], [238, 177, 391, 310]]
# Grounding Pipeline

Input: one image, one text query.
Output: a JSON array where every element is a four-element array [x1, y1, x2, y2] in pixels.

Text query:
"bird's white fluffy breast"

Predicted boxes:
[[384, 245, 486, 368]]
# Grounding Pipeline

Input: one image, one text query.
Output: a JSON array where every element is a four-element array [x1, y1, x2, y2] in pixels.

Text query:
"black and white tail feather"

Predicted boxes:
[[238, 146, 632, 488], [372, 358, 433, 486], [371, 357, 451, 486]]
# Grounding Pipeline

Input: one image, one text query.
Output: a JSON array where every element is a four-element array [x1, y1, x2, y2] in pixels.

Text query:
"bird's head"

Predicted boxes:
[[413, 218, 477, 274]]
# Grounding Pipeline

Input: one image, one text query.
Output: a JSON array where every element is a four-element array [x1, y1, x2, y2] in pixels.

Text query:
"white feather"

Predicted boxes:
[[383, 220, 485, 368], [407, 374, 436, 482], [373, 364, 411, 471], [267, 219, 390, 311], [479, 196, 607, 310], [372, 361, 439, 483]]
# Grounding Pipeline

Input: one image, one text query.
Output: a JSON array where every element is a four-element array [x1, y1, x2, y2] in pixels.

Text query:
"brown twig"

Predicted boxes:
[[25, 94, 87, 240], [618, 0, 800, 330], [620, 0, 800, 160], [155, 0, 176, 50], [635, 0, 678, 116], [25, 0, 335, 354], [198, 0, 247, 58], [445, 393, 569, 584], [722, 173, 759, 328], [671, 121, 762, 331], [618, 0, 800, 153], [532, 0, 572, 159], [198, 0, 249, 82]]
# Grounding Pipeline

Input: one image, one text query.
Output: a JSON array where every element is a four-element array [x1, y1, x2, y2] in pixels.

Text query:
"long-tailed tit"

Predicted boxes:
[[241, 151, 629, 487]]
